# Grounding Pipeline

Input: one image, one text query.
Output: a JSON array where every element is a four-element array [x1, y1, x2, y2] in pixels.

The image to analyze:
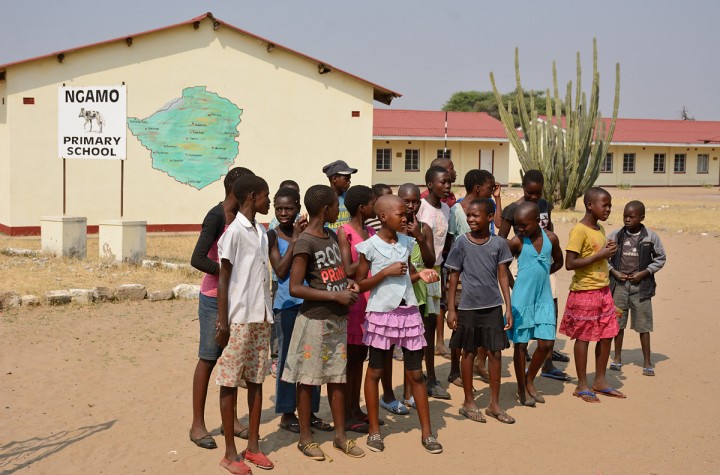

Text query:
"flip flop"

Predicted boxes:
[[552, 350, 570, 362], [346, 421, 370, 433], [359, 414, 385, 426], [279, 419, 301, 433], [541, 368, 572, 381], [474, 367, 490, 384], [380, 398, 410, 415], [220, 457, 252, 475], [609, 362, 622, 371], [573, 390, 600, 403], [310, 416, 333, 432], [189, 430, 217, 449], [220, 425, 250, 440], [593, 387, 627, 398], [402, 396, 416, 409], [459, 406, 486, 423], [448, 375, 464, 388], [642, 367, 655, 376], [485, 409, 515, 424]]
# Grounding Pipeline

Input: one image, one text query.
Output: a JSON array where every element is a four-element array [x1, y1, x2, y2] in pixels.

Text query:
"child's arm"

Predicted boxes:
[[498, 263, 513, 330], [355, 253, 407, 292], [546, 231, 564, 274], [190, 210, 223, 275], [337, 226, 360, 279], [633, 231, 667, 281], [507, 236, 522, 257], [407, 218, 436, 269], [268, 221, 306, 279], [492, 184, 503, 230], [565, 242, 617, 270], [498, 217, 513, 239], [446, 270, 460, 330], [289, 253, 358, 306], [410, 260, 439, 284], [214, 258, 232, 348]]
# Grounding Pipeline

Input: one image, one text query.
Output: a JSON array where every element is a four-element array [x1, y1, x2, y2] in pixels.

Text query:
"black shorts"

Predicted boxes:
[[368, 346, 423, 371]]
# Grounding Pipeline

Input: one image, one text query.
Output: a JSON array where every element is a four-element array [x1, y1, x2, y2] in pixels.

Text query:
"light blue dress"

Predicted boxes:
[[508, 229, 556, 343]]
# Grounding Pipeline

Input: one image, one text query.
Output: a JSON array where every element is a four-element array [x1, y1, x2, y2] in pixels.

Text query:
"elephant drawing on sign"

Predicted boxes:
[[79, 108, 105, 133]]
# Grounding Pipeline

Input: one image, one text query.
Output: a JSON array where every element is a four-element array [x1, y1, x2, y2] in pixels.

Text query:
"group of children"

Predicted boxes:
[[190, 159, 666, 474]]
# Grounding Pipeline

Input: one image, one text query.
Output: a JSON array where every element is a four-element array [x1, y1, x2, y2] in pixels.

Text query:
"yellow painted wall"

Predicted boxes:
[[3, 19, 375, 229], [595, 144, 720, 187], [371, 139, 512, 187], [0, 79, 9, 225]]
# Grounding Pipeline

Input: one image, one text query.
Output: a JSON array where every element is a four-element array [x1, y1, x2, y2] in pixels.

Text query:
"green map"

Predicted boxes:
[[128, 86, 243, 189]]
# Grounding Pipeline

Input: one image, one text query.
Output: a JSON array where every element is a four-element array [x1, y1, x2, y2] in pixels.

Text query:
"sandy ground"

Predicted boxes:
[[2, 199, 720, 474]]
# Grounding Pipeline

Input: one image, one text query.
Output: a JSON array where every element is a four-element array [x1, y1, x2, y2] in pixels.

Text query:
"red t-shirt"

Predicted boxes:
[[420, 189, 457, 208]]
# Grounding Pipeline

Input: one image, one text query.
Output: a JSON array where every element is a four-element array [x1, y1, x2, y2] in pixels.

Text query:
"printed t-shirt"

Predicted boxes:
[[566, 222, 610, 291], [217, 213, 273, 324], [326, 193, 350, 231], [445, 235, 513, 309], [293, 230, 349, 319], [416, 199, 450, 267], [617, 230, 641, 274]]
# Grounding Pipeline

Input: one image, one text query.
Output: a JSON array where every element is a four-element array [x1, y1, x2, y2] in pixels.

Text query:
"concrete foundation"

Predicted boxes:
[[98, 220, 147, 263], [40, 216, 87, 258]]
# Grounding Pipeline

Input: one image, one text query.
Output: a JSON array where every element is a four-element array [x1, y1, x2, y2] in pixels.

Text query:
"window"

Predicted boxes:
[[375, 148, 391, 171], [674, 154, 686, 173], [653, 153, 666, 173], [405, 149, 420, 171], [436, 149, 451, 159], [600, 153, 613, 173], [622, 153, 635, 173], [697, 154, 709, 174]]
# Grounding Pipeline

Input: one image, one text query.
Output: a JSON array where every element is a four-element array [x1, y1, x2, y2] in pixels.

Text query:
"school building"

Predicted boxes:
[[0, 12, 400, 235], [593, 118, 720, 187], [371, 109, 521, 187]]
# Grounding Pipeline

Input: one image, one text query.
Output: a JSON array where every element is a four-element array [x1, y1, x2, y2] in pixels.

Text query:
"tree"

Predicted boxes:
[[489, 39, 620, 210], [442, 90, 552, 127]]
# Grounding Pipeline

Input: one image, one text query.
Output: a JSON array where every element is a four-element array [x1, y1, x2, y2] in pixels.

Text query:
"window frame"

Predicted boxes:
[[653, 153, 666, 174], [697, 153, 709, 174], [404, 149, 420, 172], [375, 148, 392, 172], [436, 149, 452, 160], [622, 153, 636, 174], [674, 154, 686, 174], [600, 152, 613, 173]]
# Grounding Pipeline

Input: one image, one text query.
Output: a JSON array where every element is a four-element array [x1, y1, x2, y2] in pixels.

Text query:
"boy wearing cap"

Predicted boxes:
[[322, 160, 357, 230]]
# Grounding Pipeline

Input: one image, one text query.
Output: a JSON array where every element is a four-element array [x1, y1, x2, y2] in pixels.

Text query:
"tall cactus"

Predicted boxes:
[[490, 39, 620, 209]]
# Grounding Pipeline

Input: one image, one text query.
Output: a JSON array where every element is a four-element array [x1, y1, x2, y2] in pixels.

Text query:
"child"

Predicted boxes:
[[268, 187, 333, 435], [447, 169, 503, 386], [397, 183, 436, 408], [446, 198, 515, 424], [322, 160, 357, 231], [506, 202, 564, 406], [365, 183, 392, 233], [355, 194, 442, 454], [189, 166, 253, 450], [416, 165, 452, 400], [607, 200, 666, 376], [559, 187, 625, 402], [282, 184, 365, 461], [498, 169, 570, 380], [215, 174, 274, 473]]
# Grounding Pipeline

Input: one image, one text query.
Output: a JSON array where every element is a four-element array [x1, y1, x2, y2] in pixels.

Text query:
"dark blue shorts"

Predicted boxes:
[[198, 293, 223, 361]]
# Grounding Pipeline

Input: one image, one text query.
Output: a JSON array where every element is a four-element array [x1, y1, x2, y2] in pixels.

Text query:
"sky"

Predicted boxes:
[[2, 0, 719, 120]]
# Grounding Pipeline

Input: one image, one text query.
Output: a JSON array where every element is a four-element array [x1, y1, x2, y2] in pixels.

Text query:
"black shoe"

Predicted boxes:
[[189, 430, 217, 449], [552, 350, 570, 362]]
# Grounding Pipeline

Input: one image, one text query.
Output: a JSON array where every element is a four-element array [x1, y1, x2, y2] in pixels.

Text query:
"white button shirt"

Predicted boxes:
[[217, 213, 273, 324]]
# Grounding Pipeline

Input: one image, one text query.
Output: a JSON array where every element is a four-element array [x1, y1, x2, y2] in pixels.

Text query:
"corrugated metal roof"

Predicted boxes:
[[374, 109, 508, 140]]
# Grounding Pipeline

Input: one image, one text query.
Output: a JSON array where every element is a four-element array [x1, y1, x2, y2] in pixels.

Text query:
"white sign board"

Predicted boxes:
[[58, 86, 126, 159]]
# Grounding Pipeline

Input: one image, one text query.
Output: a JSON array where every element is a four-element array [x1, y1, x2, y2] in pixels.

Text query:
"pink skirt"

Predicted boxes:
[[559, 287, 619, 342], [363, 306, 426, 351], [347, 292, 369, 346]]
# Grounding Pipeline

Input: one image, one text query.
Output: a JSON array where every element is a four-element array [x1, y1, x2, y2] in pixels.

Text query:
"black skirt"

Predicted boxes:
[[449, 306, 509, 352]]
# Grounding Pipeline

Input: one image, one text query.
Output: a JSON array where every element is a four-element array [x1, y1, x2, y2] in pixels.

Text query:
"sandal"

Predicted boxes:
[[485, 408, 515, 424], [297, 441, 327, 461], [220, 457, 252, 475], [278, 419, 300, 433], [220, 425, 250, 440], [458, 406, 486, 423], [573, 390, 600, 403], [402, 396, 416, 409], [333, 439, 365, 458], [642, 367, 655, 377], [609, 362, 622, 371], [189, 430, 217, 449], [346, 421, 370, 433], [379, 398, 410, 415], [310, 415, 333, 432], [592, 387, 627, 398], [474, 366, 490, 384], [241, 449, 274, 470]]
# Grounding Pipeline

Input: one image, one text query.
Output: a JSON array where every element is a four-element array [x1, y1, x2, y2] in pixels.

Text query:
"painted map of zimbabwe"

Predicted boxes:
[[127, 86, 242, 189]]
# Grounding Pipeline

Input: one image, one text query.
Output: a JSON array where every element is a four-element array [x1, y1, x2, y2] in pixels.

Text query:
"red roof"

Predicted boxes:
[[0, 12, 401, 105], [539, 116, 720, 145], [374, 110, 508, 140]]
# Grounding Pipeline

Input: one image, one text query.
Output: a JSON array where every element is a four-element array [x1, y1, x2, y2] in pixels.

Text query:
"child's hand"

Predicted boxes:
[[492, 183, 502, 198], [346, 279, 360, 293], [504, 309, 513, 330], [383, 262, 408, 277], [292, 214, 308, 239], [418, 268, 439, 283], [215, 325, 230, 348], [610, 269, 628, 281], [446, 308, 458, 330], [627, 270, 650, 284], [335, 289, 359, 306], [600, 240, 618, 258], [406, 220, 422, 239]]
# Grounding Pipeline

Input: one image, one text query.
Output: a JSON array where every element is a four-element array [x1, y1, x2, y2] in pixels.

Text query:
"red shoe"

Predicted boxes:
[[242, 449, 274, 470], [220, 457, 252, 475]]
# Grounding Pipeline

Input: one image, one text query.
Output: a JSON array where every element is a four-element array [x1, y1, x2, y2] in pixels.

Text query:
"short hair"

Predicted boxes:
[[344, 185, 374, 216], [233, 175, 268, 203], [514, 201, 540, 221], [279, 179, 299, 191], [625, 200, 646, 215], [274, 186, 301, 208], [425, 165, 449, 185], [371, 183, 392, 197], [398, 182, 420, 197], [463, 169, 494, 192], [224, 167, 254, 194], [468, 198, 496, 214], [583, 187, 611, 206], [522, 169, 545, 187], [430, 157, 452, 168], [304, 184, 336, 215]]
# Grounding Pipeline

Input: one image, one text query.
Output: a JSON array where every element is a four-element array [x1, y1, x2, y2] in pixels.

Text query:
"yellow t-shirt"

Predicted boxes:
[[566, 222, 610, 291]]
